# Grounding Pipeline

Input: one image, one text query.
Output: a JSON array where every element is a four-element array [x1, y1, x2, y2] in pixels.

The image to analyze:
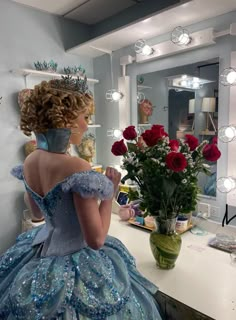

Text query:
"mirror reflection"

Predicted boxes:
[[136, 58, 219, 197]]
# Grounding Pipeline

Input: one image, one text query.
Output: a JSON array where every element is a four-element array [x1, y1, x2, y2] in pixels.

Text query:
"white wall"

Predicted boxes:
[[0, 0, 93, 253]]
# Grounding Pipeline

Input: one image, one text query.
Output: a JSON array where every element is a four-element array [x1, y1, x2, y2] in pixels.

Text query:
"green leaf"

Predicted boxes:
[[127, 142, 137, 153], [162, 178, 177, 198]]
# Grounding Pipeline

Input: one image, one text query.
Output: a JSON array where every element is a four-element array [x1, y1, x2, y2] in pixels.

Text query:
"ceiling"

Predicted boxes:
[[67, 0, 236, 57], [12, 0, 140, 24]]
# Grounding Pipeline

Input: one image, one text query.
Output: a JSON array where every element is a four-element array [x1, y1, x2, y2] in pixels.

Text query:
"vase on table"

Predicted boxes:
[[149, 217, 182, 269]]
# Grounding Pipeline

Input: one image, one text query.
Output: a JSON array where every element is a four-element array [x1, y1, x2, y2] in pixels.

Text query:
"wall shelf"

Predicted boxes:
[[137, 85, 152, 90], [88, 124, 101, 128], [11, 69, 99, 84], [138, 123, 152, 126]]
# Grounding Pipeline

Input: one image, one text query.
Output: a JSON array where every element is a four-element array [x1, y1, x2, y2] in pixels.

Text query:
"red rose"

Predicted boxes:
[[185, 134, 199, 151], [123, 125, 137, 140], [141, 129, 160, 147], [169, 139, 179, 151], [165, 152, 187, 172], [203, 144, 221, 162], [111, 139, 128, 156], [151, 124, 168, 137], [212, 136, 217, 144]]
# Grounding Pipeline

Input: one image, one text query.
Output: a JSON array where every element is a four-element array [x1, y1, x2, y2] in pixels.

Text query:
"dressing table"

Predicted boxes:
[[109, 213, 236, 320]]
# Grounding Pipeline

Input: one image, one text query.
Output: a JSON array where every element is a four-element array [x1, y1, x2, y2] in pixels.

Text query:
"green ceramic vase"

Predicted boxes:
[[149, 218, 182, 269]]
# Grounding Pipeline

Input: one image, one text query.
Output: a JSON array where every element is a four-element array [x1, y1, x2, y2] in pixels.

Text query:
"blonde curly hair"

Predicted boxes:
[[20, 80, 94, 136]]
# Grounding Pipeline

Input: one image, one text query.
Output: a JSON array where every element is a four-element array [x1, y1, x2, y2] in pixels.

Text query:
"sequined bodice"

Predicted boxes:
[[11, 165, 114, 257]]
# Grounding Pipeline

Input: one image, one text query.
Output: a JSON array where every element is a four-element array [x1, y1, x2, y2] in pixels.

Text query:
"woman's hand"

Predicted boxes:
[[105, 167, 121, 193]]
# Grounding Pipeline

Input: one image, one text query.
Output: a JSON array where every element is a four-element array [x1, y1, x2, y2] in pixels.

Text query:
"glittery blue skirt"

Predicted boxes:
[[0, 227, 162, 320]]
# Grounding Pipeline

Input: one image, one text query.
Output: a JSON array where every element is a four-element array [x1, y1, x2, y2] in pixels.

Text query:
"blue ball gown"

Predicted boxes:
[[0, 165, 162, 320]]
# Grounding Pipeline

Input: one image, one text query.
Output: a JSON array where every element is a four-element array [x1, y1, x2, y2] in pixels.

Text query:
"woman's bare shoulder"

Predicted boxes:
[[66, 156, 92, 174]]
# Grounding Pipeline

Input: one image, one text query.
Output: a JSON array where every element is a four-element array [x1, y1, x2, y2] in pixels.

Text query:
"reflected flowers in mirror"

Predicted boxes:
[[111, 125, 221, 220]]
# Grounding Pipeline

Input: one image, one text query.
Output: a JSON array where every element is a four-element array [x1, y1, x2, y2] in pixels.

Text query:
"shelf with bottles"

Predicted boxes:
[[11, 68, 99, 84]]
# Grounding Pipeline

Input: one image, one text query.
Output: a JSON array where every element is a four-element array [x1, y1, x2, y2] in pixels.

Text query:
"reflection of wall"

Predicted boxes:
[[168, 90, 194, 139]]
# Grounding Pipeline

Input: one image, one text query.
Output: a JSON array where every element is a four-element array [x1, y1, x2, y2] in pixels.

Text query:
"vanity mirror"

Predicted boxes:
[[136, 58, 219, 197]]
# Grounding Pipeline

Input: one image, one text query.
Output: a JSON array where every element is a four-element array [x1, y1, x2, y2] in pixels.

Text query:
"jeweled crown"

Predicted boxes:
[[50, 75, 89, 95]]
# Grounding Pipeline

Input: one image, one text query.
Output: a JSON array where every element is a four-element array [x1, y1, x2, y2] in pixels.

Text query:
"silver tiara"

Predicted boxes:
[[50, 75, 89, 94]]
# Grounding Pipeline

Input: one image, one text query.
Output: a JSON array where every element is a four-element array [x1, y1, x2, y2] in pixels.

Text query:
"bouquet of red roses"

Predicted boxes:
[[111, 124, 221, 219]]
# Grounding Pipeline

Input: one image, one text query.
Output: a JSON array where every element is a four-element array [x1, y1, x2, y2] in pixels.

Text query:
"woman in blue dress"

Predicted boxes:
[[0, 76, 163, 319]]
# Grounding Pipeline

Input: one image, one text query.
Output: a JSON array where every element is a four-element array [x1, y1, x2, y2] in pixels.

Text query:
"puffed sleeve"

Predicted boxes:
[[61, 170, 114, 200], [10, 165, 24, 180]]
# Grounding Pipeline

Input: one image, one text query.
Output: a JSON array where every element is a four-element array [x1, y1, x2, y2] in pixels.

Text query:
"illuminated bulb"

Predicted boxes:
[[192, 82, 200, 89], [171, 26, 191, 46], [112, 91, 122, 101], [180, 80, 187, 87], [113, 129, 122, 138], [178, 32, 191, 45], [217, 177, 236, 193], [220, 67, 236, 86], [218, 125, 236, 142], [142, 45, 153, 56], [106, 89, 123, 102], [226, 71, 236, 84], [134, 39, 154, 56], [182, 75, 187, 79]]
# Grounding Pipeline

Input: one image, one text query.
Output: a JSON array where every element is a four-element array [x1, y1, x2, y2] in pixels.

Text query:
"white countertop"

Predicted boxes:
[[108, 214, 236, 320]]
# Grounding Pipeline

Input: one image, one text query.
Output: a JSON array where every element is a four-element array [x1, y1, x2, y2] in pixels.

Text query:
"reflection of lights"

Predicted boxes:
[[171, 26, 191, 46], [218, 125, 236, 143], [180, 80, 187, 87], [107, 128, 123, 139], [142, 18, 152, 23], [220, 67, 236, 86], [134, 39, 154, 56], [137, 91, 145, 103], [106, 89, 123, 102], [217, 177, 236, 193], [182, 75, 187, 79]]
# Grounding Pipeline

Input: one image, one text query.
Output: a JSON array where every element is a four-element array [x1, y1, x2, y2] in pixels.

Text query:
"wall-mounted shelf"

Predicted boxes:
[[11, 69, 99, 84], [88, 124, 101, 128], [138, 123, 152, 126], [200, 130, 216, 136], [137, 85, 152, 90]]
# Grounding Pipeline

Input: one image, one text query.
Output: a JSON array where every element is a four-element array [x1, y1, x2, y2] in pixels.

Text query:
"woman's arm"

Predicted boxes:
[[72, 166, 121, 250], [24, 192, 44, 221]]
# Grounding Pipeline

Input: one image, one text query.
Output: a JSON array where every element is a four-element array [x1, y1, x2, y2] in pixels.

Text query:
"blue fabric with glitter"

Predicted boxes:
[[0, 165, 162, 320]]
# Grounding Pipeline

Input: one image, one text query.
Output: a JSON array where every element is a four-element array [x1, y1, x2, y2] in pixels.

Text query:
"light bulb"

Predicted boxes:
[[192, 82, 200, 89], [218, 125, 236, 143], [137, 91, 145, 103], [112, 91, 122, 101], [171, 26, 191, 46], [217, 177, 236, 193], [142, 45, 153, 56], [180, 80, 187, 87], [181, 75, 187, 79], [178, 33, 191, 45], [134, 39, 154, 56], [113, 129, 122, 138], [220, 67, 236, 86], [226, 71, 236, 84], [106, 89, 123, 102]]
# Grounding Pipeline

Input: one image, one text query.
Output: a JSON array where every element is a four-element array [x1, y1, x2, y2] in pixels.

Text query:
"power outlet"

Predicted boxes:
[[210, 206, 220, 219], [197, 202, 210, 218]]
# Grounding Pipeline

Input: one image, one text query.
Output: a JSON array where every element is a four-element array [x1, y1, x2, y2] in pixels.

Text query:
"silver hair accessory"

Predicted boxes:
[[50, 75, 89, 94]]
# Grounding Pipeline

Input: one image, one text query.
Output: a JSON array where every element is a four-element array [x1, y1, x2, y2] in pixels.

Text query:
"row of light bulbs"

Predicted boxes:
[[105, 25, 236, 196], [106, 26, 236, 103]]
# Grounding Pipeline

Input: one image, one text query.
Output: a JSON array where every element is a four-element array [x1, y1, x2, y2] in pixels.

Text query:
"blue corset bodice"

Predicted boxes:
[[11, 165, 114, 257]]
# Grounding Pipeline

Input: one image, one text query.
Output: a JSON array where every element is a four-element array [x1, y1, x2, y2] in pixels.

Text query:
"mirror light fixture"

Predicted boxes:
[[217, 177, 236, 193], [171, 26, 191, 46], [137, 91, 145, 103], [106, 53, 124, 102], [168, 74, 213, 90], [106, 90, 123, 102], [218, 125, 236, 143], [107, 128, 123, 139], [201, 97, 217, 132], [134, 39, 154, 56], [220, 67, 236, 86]]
